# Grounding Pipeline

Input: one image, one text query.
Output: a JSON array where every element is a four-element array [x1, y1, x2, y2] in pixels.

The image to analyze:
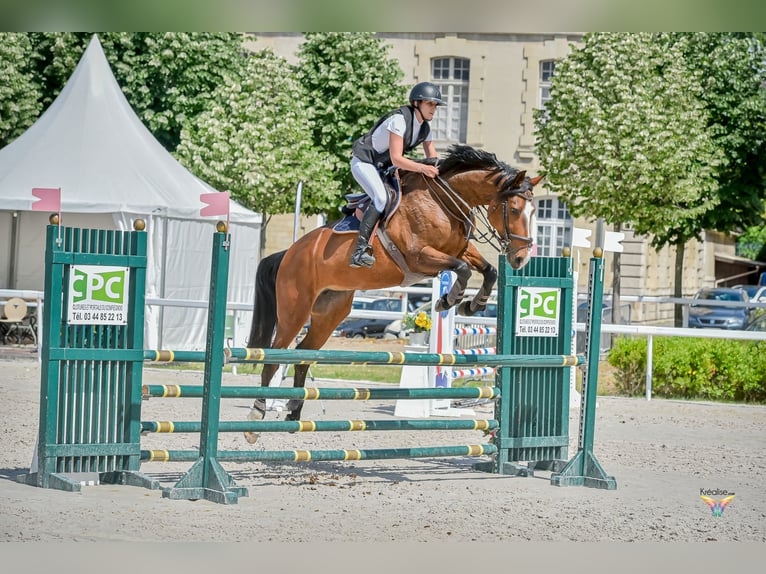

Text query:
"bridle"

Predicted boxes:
[[423, 172, 535, 257], [491, 186, 535, 258]]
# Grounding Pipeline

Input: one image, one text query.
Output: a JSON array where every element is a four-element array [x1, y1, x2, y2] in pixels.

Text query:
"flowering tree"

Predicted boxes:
[[174, 48, 340, 250], [535, 33, 723, 324], [295, 32, 407, 193]]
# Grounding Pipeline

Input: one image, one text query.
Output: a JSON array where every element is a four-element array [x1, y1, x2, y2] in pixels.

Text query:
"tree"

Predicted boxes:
[[26, 32, 246, 151], [295, 32, 407, 194], [534, 33, 723, 326], [174, 48, 340, 253], [0, 33, 42, 149], [669, 33, 766, 236]]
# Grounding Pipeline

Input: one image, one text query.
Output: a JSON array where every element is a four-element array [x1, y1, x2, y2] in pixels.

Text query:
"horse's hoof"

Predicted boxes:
[[457, 301, 472, 316], [244, 403, 265, 444], [243, 431, 260, 444]]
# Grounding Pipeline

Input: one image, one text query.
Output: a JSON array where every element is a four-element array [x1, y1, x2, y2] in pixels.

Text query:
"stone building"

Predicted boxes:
[[246, 33, 761, 324]]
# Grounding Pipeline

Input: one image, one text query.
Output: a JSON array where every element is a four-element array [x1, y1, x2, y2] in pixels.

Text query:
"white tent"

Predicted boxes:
[[0, 35, 262, 351]]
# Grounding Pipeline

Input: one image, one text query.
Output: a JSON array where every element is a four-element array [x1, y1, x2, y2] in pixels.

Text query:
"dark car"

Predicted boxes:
[[334, 298, 406, 338], [688, 287, 752, 330]]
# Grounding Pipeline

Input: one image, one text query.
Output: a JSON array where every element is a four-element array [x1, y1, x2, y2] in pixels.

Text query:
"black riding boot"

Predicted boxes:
[[350, 206, 383, 268]]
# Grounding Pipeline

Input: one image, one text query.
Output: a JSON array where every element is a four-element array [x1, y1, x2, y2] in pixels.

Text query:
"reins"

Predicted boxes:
[[422, 172, 535, 256]]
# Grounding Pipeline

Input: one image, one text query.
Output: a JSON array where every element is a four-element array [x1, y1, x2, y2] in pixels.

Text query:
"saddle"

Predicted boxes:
[[334, 167, 402, 233], [333, 167, 431, 287]]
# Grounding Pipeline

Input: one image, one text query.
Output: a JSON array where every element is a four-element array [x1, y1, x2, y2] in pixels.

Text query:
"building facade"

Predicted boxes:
[[248, 32, 750, 324]]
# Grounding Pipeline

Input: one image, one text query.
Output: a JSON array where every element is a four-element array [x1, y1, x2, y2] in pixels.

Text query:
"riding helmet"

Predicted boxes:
[[409, 82, 446, 106]]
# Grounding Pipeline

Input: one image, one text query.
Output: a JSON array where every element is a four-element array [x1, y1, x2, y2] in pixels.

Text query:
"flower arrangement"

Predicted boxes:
[[403, 311, 432, 333]]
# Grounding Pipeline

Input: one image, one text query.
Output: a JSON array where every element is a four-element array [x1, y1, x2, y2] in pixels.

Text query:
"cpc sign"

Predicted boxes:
[[67, 265, 129, 325], [515, 287, 560, 337]]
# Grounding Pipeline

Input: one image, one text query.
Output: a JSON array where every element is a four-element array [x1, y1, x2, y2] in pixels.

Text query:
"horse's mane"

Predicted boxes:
[[415, 144, 521, 190]]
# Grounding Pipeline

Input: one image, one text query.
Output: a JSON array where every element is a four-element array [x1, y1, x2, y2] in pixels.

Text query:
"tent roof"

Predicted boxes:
[[0, 35, 259, 223]]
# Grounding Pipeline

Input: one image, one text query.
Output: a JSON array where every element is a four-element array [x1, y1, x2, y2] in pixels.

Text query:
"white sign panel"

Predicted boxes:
[[67, 265, 130, 325], [515, 287, 561, 337]]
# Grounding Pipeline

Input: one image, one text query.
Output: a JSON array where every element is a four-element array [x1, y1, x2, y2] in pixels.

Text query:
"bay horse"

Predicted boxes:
[[245, 144, 541, 442]]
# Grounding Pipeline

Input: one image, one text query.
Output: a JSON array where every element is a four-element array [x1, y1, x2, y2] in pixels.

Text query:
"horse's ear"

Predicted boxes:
[[529, 175, 544, 186], [512, 171, 527, 187]]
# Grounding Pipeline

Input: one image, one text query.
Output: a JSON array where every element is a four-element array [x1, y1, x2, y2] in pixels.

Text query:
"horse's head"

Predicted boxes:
[[418, 145, 543, 270], [487, 174, 542, 270]]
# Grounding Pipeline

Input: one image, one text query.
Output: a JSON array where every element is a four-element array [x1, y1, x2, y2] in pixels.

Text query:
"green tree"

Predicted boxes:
[[0, 32, 43, 149], [534, 33, 723, 325], [26, 32, 246, 151], [669, 33, 766, 235], [295, 32, 407, 194], [174, 48, 340, 253]]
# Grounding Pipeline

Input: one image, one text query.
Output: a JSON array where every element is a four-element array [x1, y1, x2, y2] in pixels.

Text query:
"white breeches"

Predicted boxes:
[[351, 156, 387, 212]]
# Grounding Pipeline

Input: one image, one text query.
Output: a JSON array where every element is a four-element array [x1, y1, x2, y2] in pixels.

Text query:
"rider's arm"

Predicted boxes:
[[422, 139, 437, 159], [389, 132, 438, 178]]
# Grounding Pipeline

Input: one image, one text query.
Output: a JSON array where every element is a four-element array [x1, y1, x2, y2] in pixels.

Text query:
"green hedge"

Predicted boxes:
[[607, 336, 766, 402]]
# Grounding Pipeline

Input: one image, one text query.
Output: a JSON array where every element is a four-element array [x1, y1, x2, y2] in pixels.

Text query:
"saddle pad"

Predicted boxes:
[[332, 214, 361, 233]]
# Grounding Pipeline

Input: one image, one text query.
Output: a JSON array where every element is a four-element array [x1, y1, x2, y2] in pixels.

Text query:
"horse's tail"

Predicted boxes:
[[247, 250, 287, 348]]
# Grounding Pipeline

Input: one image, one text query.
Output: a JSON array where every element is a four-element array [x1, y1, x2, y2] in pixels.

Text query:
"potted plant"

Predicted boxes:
[[403, 311, 431, 345]]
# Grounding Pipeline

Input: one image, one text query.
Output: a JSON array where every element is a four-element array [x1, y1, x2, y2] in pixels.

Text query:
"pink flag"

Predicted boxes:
[[200, 191, 230, 217], [31, 187, 61, 212]]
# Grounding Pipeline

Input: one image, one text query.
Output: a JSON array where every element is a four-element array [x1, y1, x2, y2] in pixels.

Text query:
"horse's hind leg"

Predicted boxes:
[[244, 297, 317, 444], [285, 290, 354, 421]]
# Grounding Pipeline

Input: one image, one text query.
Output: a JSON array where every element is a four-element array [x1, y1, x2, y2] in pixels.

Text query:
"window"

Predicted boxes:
[[540, 60, 555, 110], [535, 197, 572, 257], [431, 57, 469, 143]]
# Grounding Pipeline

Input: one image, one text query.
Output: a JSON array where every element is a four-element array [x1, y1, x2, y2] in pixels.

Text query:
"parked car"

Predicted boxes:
[[734, 285, 766, 302], [333, 297, 406, 338], [745, 313, 766, 332], [687, 287, 752, 330]]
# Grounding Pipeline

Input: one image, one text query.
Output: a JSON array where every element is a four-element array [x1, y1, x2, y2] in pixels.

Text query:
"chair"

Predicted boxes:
[[1, 297, 37, 346]]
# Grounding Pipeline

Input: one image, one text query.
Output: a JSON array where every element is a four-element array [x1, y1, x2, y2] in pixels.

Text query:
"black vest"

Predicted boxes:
[[352, 105, 431, 170]]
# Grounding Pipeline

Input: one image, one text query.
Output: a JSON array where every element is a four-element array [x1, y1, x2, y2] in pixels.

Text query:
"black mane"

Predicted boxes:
[[417, 144, 521, 190]]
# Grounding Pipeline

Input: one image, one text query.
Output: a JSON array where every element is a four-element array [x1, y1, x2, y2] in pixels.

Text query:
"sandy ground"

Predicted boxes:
[[0, 349, 765, 547]]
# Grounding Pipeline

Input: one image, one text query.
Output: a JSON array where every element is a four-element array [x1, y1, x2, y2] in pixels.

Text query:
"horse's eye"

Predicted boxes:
[[510, 208, 521, 216]]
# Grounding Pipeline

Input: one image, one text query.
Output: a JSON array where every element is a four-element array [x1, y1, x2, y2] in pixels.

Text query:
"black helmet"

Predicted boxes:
[[409, 82, 446, 106]]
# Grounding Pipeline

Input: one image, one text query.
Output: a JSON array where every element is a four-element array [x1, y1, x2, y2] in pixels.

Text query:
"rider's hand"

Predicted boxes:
[[421, 164, 439, 178]]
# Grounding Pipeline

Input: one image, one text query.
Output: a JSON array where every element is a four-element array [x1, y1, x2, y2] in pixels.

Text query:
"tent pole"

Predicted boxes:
[[8, 211, 20, 289], [158, 214, 169, 349]]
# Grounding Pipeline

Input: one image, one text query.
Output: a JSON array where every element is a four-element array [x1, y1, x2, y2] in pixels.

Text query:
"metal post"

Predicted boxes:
[[551, 248, 617, 489], [645, 334, 653, 401], [162, 225, 248, 504]]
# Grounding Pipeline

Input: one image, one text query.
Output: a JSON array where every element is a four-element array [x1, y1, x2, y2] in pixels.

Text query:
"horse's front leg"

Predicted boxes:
[[409, 246, 473, 313], [456, 244, 497, 316]]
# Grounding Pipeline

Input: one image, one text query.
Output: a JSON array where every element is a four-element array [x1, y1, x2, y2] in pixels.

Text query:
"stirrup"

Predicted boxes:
[[350, 245, 375, 268]]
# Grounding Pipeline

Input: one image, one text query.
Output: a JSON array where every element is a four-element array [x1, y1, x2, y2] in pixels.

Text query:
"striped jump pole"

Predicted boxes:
[[143, 444, 497, 464], [142, 385, 499, 400], [141, 419, 498, 434], [225, 347, 581, 368]]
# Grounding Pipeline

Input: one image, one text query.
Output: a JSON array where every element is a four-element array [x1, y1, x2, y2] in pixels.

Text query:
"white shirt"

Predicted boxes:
[[369, 112, 432, 154]]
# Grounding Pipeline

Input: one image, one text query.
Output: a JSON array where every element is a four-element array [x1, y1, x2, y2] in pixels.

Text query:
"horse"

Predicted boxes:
[[244, 144, 542, 442]]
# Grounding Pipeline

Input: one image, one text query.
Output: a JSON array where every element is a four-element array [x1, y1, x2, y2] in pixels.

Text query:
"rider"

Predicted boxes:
[[349, 81, 445, 268]]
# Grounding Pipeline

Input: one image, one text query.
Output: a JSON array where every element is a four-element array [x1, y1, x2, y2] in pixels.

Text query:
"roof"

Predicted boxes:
[[0, 35, 259, 224]]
